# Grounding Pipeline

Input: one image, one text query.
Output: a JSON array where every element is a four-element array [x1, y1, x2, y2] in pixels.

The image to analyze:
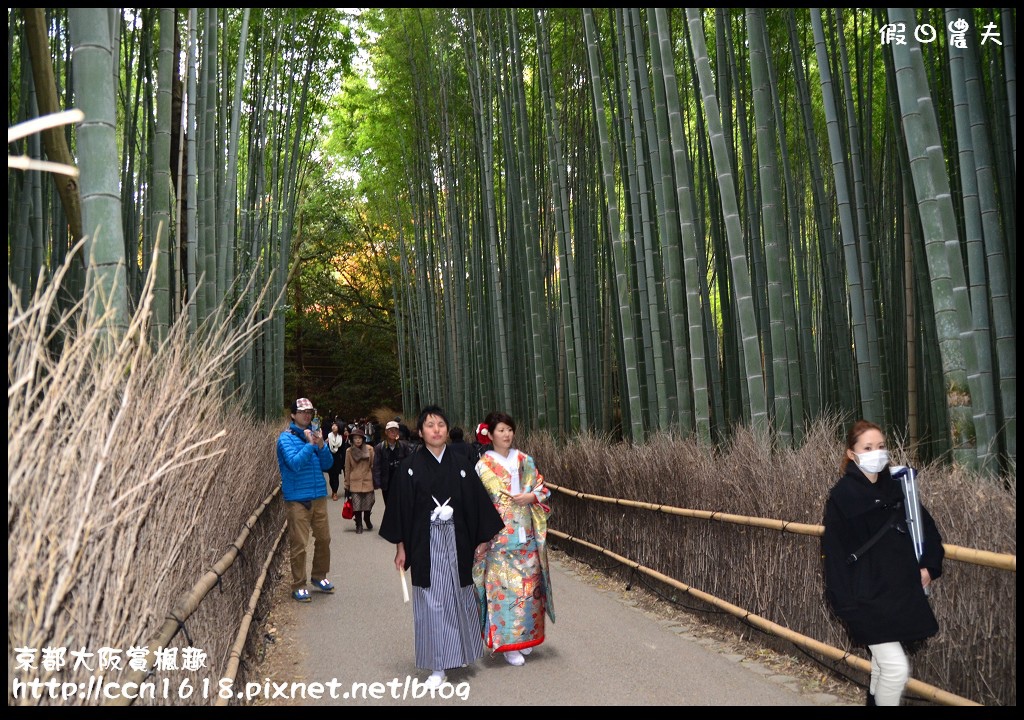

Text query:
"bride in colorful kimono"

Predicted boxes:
[[473, 411, 555, 666]]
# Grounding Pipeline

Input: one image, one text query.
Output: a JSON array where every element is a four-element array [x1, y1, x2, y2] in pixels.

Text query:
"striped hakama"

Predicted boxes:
[[412, 517, 485, 671]]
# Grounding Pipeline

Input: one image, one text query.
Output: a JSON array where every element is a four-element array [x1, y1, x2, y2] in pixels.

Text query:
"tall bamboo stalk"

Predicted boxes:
[[583, 7, 644, 442], [887, 7, 978, 466], [647, 8, 693, 435], [69, 7, 130, 341], [686, 8, 767, 435], [811, 9, 878, 421], [747, 8, 793, 445]]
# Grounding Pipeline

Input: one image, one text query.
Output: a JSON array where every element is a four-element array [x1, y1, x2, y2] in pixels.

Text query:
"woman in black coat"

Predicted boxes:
[[822, 420, 945, 706]]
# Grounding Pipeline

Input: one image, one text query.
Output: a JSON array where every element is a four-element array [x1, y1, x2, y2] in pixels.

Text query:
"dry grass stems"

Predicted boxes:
[[8, 109, 84, 177], [523, 417, 1016, 706], [8, 259, 286, 706]]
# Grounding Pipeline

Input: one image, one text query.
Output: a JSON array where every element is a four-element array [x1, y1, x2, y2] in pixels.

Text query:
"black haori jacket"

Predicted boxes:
[[379, 446, 504, 588], [822, 464, 944, 646]]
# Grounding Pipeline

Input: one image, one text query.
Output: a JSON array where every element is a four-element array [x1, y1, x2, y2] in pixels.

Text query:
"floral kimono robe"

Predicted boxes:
[[472, 449, 555, 652]]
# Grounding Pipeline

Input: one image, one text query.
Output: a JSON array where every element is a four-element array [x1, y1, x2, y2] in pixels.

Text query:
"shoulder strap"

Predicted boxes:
[[846, 509, 901, 565]]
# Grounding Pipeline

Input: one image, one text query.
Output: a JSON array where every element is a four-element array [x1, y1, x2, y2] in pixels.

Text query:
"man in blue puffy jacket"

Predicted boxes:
[[277, 397, 336, 602]]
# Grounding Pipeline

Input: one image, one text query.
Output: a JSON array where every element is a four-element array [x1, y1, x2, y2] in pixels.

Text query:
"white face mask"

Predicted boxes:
[[855, 449, 889, 474]]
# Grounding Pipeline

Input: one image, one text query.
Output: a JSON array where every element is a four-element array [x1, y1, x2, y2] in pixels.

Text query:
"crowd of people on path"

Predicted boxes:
[[278, 397, 943, 705], [276, 398, 555, 689]]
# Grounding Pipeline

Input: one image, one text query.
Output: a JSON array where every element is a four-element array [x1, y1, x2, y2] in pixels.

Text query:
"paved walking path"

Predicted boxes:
[[254, 489, 856, 707]]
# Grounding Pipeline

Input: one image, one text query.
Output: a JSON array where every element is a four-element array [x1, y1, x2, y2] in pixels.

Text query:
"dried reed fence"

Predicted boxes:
[[522, 419, 1016, 706], [8, 268, 286, 706]]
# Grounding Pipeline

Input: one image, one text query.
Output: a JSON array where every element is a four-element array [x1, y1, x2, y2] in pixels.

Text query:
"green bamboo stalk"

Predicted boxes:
[[118, 14, 143, 302], [887, 7, 979, 466], [69, 7, 130, 341], [467, 9, 513, 411], [21, 7, 85, 263], [623, 9, 668, 429], [537, 9, 587, 431], [834, 10, 884, 423], [652, 8, 711, 443], [150, 7, 174, 344], [760, 11, 807, 440], [632, 8, 680, 426], [747, 8, 793, 445], [184, 9, 199, 333], [787, 9, 852, 413], [198, 10, 217, 322], [583, 7, 645, 442], [811, 9, 879, 421], [610, 9, 654, 430], [647, 7, 695, 434], [9, 46, 32, 300], [727, 12, 773, 431], [507, 9, 556, 427], [960, 12, 1016, 464], [1001, 8, 1016, 170], [681, 20, 730, 430], [945, 8, 1000, 468], [686, 8, 768, 435], [28, 105, 44, 295], [223, 9, 250, 314]]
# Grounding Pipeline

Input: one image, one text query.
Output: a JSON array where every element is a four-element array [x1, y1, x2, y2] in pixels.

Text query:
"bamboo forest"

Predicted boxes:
[[7, 8, 1017, 471]]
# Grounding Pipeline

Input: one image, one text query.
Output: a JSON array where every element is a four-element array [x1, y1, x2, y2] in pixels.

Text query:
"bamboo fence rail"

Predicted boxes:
[[216, 523, 287, 706], [91, 478, 1009, 706], [546, 482, 1016, 571], [105, 487, 281, 707], [549, 529, 982, 706]]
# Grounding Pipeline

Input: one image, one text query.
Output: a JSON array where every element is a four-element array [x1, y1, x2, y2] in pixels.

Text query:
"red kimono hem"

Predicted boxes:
[[487, 632, 543, 653]]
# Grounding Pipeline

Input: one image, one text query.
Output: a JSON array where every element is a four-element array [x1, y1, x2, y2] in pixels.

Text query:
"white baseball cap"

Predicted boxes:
[[292, 398, 314, 413], [386, 421, 401, 431]]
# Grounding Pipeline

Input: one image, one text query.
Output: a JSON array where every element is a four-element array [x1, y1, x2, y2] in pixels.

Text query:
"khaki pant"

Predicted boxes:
[[286, 497, 331, 591]]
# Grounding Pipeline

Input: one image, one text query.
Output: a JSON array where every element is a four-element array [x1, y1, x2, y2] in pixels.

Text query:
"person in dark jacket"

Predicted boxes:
[[379, 405, 504, 689], [326, 421, 346, 501], [393, 415, 412, 442], [822, 419, 944, 706], [373, 420, 414, 507], [446, 426, 474, 461]]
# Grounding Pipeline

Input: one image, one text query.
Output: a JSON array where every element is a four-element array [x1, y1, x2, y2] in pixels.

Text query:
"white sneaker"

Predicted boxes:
[[504, 650, 525, 666], [520, 647, 533, 656], [424, 671, 446, 688]]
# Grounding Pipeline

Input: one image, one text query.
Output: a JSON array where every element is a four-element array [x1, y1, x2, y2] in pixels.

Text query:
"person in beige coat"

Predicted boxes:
[[344, 429, 376, 534]]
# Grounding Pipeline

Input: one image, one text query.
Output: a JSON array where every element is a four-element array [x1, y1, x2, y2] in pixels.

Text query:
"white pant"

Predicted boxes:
[[868, 642, 911, 706]]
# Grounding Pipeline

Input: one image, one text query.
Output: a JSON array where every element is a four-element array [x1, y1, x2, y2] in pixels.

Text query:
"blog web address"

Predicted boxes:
[[11, 675, 471, 702]]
